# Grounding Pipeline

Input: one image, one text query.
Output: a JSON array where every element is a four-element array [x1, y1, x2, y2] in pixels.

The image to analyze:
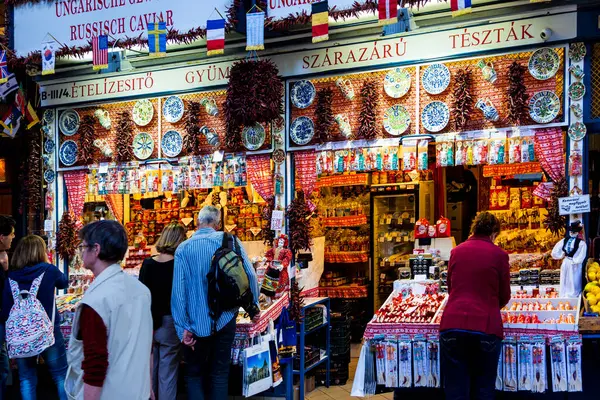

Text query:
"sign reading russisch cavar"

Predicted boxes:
[[13, 0, 231, 57]]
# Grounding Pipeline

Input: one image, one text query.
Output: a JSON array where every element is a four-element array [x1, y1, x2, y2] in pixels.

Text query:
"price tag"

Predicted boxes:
[[44, 220, 53, 232], [414, 274, 427, 282], [271, 210, 284, 231], [212, 150, 224, 162], [98, 163, 109, 174]]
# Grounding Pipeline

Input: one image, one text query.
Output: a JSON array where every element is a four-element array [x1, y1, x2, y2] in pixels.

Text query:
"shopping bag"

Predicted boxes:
[[243, 337, 273, 397], [276, 307, 296, 361], [267, 320, 283, 387], [351, 342, 369, 397]]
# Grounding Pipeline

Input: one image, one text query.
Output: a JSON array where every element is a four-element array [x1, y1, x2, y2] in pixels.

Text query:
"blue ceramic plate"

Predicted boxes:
[[59, 140, 78, 166], [44, 170, 55, 184], [242, 123, 266, 151], [422, 64, 451, 95], [44, 139, 55, 154], [162, 96, 185, 123], [421, 101, 450, 132], [161, 130, 183, 158], [42, 110, 54, 125], [290, 80, 316, 109], [59, 109, 80, 136], [290, 116, 314, 146], [133, 132, 154, 160]]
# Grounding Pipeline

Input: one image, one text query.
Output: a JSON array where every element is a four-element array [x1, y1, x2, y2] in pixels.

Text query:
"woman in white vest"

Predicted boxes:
[[64, 220, 153, 400]]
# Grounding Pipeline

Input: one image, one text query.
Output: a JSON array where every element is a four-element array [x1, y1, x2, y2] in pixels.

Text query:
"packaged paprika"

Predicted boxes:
[[436, 216, 451, 238], [414, 218, 430, 239]]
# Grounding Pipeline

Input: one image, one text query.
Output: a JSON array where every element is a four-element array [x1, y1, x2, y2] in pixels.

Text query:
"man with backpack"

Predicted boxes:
[[172, 205, 260, 400]]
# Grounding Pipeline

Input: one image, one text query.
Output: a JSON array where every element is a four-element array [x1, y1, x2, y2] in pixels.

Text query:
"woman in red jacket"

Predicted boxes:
[[440, 212, 511, 400]]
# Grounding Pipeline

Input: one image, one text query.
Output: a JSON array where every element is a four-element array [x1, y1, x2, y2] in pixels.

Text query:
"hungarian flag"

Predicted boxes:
[[450, 0, 472, 17], [147, 22, 167, 57], [92, 35, 109, 70], [378, 0, 397, 25], [207, 19, 225, 56], [0, 52, 8, 84], [312, 1, 329, 43]]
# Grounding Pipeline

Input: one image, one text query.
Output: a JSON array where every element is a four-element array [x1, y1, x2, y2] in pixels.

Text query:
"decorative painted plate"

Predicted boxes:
[[133, 132, 154, 160], [272, 149, 285, 165], [422, 64, 451, 95], [42, 124, 54, 139], [44, 170, 55, 184], [59, 109, 80, 136], [242, 123, 266, 151], [162, 96, 185, 123], [569, 42, 586, 62], [59, 140, 78, 166], [568, 122, 587, 141], [290, 116, 315, 146], [382, 105, 411, 136], [421, 101, 450, 133], [42, 110, 54, 125], [528, 48, 560, 80], [132, 99, 154, 126], [384, 68, 411, 98], [161, 130, 183, 158], [290, 80, 316, 109], [529, 91, 560, 124], [568, 82, 586, 101], [44, 139, 55, 154], [42, 154, 51, 169]]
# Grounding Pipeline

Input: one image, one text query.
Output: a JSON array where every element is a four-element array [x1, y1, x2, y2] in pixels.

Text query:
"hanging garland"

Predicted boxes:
[[183, 101, 202, 155], [224, 59, 283, 150], [56, 211, 78, 261], [507, 62, 529, 125], [314, 88, 335, 144], [287, 191, 313, 254], [27, 129, 43, 212], [78, 115, 96, 165], [545, 176, 568, 236], [452, 68, 473, 131], [115, 111, 134, 163], [358, 80, 378, 140]]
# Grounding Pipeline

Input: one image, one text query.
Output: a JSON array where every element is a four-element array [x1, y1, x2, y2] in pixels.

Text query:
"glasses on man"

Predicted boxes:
[[77, 243, 94, 252]]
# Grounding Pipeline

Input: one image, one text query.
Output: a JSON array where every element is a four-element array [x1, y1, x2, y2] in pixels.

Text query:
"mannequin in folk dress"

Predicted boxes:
[[260, 235, 292, 305], [551, 220, 587, 298]]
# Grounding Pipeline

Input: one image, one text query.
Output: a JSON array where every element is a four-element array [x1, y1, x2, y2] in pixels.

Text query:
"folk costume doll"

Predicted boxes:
[[261, 235, 292, 303], [551, 220, 586, 298]]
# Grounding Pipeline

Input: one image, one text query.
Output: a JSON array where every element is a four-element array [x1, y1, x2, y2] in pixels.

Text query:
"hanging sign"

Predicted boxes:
[[559, 194, 591, 216], [13, 0, 231, 57], [38, 12, 576, 107], [267, 0, 356, 21]]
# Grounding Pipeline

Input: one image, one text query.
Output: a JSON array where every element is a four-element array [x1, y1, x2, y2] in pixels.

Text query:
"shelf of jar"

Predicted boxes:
[[321, 215, 368, 227], [324, 251, 369, 264]]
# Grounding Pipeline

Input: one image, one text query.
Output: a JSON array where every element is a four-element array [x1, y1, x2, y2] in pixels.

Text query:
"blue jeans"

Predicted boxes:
[[16, 325, 68, 400], [440, 330, 502, 400], [183, 316, 236, 400]]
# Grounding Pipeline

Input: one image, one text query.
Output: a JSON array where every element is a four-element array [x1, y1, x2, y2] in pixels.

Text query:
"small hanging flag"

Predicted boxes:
[[13, 86, 25, 115], [450, 0, 472, 17], [378, 0, 397, 25], [0, 52, 8, 84], [25, 102, 39, 129], [246, 12, 265, 51], [147, 22, 167, 57], [41, 41, 56, 76], [312, 1, 329, 43], [0, 74, 18, 102], [0, 106, 22, 138], [207, 19, 225, 56], [92, 35, 109, 70]]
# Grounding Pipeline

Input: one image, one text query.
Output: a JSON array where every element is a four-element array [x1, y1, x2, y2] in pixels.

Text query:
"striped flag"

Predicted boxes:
[[450, 0, 472, 17], [147, 22, 167, 57], [0, 52, 8, 84], [378, 0, 397, 25], [312, 1, 329, 44], [207, 19, 225, 56], [246, 12, 265, 51], [25, 102, 39, 129], [92, 35, 109, 70]]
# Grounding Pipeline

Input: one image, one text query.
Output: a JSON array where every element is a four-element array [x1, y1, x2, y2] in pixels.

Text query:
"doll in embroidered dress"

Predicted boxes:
[[261, 235, 292, 305]]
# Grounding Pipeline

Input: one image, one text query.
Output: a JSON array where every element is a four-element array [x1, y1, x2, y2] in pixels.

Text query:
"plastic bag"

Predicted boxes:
[[351, 342, 369, 397]]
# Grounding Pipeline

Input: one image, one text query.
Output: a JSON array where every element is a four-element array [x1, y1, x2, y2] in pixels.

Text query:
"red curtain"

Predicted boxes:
[[533, 128, 564, 201], [246, 155, 274, 201], [64, 170, 87, 228], [294, 151, 317, 197]]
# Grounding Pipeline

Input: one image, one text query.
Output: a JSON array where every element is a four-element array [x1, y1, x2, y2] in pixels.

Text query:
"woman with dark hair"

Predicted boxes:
[[64, 220, 153, 400], [0, 235, 68, 400], [140, 222, 186, 400], [439, 212, 511, 399]]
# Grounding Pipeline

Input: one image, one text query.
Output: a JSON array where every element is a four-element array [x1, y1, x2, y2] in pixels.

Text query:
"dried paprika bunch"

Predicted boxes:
[[262, 196, 276, 246], [57, 211, 78, 261], [507, 62, 529, 125], [27, 129, 42, 212], [314, 88, 335, 144], [452, 68, 473, 131], [545, 176, 568, 236], [183, 101, 202, 155], [115, 111, 134, 163], [289, 279, 305, 324], [358, 80, 378, 139], [78, 115, 96, 165], [286, 191, 313, 254]]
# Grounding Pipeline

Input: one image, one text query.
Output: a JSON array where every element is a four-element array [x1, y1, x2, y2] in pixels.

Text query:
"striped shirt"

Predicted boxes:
[[171, 227, 260, 339]]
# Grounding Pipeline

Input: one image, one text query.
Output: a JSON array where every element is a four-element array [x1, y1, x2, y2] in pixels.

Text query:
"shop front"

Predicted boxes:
[[30, 1, 599, 398]]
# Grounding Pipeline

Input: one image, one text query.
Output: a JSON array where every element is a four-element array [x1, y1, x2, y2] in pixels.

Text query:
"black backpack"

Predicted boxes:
[[207, 233, 259, 332]]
